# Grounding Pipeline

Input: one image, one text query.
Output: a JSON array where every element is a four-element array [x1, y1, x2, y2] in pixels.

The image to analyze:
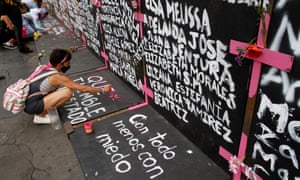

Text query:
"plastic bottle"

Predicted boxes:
[[48, 108, 62, 130]]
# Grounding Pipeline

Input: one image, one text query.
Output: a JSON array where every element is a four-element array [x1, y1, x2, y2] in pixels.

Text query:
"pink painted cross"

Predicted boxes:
[[219, 133, 262, 180], [128, 0, 155, 110], [229, 13, 294, 98], [221, 9, 295, 180]]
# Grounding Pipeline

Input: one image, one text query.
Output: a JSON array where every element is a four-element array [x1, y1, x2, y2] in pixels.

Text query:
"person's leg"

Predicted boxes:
[[24, 1, 38, 9], [1, 39, 17, 49], [10, 5, 33, 53], [7, 38, 16, 43], [10, 6, 23, 44], [1, 28, 17, 49], [38, 87, 73, 117], [23, 18, 36, 38], [0, 32, 10, 44]]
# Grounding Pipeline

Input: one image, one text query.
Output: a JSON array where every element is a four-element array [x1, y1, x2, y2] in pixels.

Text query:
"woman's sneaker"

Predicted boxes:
[[1, 42, 17, 50], [33, 115, 51, 124]]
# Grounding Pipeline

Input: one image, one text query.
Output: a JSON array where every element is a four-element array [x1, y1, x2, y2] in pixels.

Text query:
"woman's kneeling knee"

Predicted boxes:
[[62, 88, 73, 99]]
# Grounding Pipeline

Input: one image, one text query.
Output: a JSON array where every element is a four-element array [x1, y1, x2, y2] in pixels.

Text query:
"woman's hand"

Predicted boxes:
[[1, 15, 14, 30], [101, 84, 112, 93], [7, 23, 14, 30]]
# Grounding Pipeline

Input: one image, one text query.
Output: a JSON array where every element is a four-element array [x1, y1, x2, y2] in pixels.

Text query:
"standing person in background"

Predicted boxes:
[[25, 49, 113, 124], [0, 14, 17, 49], [0, 0, 16, 49], [3, 0, 33, 53]]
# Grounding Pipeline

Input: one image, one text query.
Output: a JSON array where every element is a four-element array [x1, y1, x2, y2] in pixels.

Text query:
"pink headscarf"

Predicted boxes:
[[27, 53, 68, 80]]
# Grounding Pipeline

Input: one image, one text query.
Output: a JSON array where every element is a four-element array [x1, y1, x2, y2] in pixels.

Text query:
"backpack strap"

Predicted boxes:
[[29, 69, 58, 83], [27, 69, 59, 98]]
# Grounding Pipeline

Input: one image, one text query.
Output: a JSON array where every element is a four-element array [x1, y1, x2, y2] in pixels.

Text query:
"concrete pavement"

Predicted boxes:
[[0, 15, 94, 180]]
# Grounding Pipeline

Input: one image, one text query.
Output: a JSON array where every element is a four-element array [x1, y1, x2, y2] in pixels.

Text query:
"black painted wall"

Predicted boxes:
[[45, 0, 300, 179]]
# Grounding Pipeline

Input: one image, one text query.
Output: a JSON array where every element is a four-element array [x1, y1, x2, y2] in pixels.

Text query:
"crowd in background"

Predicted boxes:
[[0, 0, 49, 53]]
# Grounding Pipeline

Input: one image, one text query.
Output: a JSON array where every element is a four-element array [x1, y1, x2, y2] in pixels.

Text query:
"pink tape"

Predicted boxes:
[[128, 102, 148, 110], [99, 19, 103, 34], [238, 133, 247, 161], [142, 84, 153, 98], [96, 51, 109, 70], [100, 51, 109, 61], [142, 75, 153, 98], [77, 45, 87, 50], [219, 146, 231, 160], [81, 33, 87, 46], [134, 12, 144, 22], [92, 0, 101, 8], [138, 0, 143, 38], [219, 133, 262, 180], [96, 63, 108, 70], [128, 76, 152, 110]]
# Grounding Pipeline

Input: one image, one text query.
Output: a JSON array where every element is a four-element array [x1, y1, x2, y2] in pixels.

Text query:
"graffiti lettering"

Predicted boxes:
[[222, 0, 270, 9], [252, 93, 300, 178], [261, 68, 300, 107]]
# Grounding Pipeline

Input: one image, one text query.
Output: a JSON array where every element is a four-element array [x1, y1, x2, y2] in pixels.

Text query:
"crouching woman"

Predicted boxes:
[[25, 48, 112, 124]]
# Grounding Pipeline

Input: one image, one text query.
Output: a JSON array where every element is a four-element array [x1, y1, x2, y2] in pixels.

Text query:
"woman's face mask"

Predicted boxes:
[[61, 65, 70, 73]]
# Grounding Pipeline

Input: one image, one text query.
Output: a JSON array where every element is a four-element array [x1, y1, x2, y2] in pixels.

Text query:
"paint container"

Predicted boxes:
[[84, 122, 93, 134]]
